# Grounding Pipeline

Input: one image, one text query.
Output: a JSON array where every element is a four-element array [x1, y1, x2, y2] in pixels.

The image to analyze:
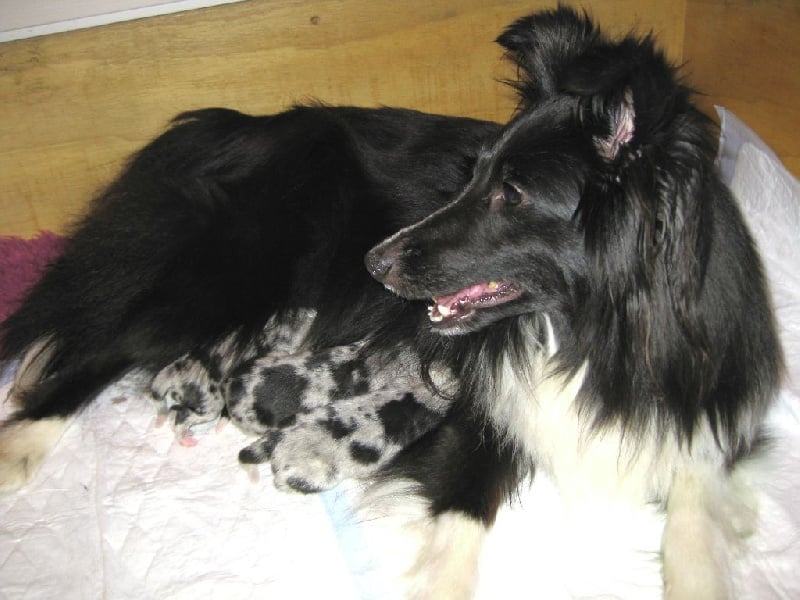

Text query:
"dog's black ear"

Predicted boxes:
[[587, 87, 636, 162], [496, 5, 600, 106], [562, 32, 693, 165], [575, 41, 713, 265]]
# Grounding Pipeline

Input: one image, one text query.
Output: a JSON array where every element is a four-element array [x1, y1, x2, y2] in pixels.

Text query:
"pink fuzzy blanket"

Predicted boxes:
[[0, 231, 65, 325]]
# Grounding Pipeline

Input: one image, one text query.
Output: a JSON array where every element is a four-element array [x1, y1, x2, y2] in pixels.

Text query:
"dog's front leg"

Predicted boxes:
[[662, 465, 756, 600], [362, 406, 522, 599]]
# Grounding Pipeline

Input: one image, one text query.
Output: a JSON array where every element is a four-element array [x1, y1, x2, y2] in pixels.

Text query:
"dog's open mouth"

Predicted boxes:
[[427, 280, 523, 327]]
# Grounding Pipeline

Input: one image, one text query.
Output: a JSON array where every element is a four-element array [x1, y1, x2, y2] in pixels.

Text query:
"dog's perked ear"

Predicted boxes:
[[495, 6, 600, 106], [586, 87, 636, 162], [560, 29, 696, 162], [568, 35, 717, 304]]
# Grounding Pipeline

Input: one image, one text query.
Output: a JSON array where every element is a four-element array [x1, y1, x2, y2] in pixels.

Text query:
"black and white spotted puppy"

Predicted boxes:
[[152, 313, 451, 491], [151, 309, 317, 444], [230, 343, 451, 492]]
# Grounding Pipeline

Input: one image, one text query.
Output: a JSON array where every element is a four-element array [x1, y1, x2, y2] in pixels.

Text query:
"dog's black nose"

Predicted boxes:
[[365, 249, 393, 281]]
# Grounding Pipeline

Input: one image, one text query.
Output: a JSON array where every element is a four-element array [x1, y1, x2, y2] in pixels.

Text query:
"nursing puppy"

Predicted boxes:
[[0, 7, 781, 599]]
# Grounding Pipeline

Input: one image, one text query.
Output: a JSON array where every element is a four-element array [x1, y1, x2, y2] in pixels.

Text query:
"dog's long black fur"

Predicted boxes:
[[0, 7, 782, 597], [1, 106, 497, 416]]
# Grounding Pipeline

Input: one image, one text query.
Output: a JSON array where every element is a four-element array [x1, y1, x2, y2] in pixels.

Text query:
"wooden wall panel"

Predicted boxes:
[[1, 0, 687, 236], [684, 0, 800, 176]]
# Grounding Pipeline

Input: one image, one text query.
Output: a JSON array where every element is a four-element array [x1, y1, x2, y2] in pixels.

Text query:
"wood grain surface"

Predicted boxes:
[[1, 0, 793, 236], [683, 0, 800, 177]]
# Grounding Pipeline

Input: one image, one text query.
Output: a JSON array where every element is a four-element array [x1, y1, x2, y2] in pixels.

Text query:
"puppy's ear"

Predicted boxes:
[[496, 5, 600, 106]]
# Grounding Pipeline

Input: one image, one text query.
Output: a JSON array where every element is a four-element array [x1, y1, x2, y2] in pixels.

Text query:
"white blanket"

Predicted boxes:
[[1, 109, 799, 599]]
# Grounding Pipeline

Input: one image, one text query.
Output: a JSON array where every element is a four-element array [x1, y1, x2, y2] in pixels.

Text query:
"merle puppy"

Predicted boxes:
[[151, 320, 451, 490], [1, 7, 781, 599]]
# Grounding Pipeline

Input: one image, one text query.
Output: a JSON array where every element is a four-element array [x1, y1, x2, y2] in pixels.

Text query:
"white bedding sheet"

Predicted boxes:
[[1, 109, 799, 599], [0, 374, 360, 600]]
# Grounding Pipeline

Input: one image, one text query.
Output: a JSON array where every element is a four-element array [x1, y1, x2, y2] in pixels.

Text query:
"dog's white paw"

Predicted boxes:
[[662, 468, 736, 600], [0, 418, 68, 494], [406, 512, 486, 600]]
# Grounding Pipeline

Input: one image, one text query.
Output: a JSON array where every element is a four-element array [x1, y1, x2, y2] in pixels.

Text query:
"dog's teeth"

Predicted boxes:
[[488, 281, 498, 290], [438, 304, 451, 317]]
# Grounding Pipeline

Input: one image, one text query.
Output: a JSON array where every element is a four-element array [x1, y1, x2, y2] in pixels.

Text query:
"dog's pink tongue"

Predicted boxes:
[[435, 283, 495, 308], [428, 281, 522, 324]]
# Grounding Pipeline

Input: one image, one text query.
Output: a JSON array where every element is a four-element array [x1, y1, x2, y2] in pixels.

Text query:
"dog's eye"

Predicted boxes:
[[501, 182, 522, 206], [486, 182, 524, 209]]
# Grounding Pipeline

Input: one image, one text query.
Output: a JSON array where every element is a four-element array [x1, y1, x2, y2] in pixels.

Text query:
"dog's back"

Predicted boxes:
[[0, 105, 499, 490]]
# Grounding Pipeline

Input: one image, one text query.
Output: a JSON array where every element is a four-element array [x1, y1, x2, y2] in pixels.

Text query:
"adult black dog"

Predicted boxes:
[[0, 7, 781, 599]]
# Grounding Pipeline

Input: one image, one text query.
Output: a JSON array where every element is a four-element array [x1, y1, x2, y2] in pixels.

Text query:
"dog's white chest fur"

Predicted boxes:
[[486, 319, 717, 506], [478, 319, 756, 600], [493, 356, 650, 504]]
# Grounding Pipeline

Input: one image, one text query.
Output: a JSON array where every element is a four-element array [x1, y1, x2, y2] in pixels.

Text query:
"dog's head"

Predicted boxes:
[[365, 7, 714, 340]]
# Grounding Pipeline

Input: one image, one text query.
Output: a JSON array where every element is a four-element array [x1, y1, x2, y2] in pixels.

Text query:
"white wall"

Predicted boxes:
[[0, 0, 245, 42]]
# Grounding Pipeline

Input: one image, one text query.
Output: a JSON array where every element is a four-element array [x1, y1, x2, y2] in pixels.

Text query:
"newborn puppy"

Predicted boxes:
[[153, 334, 451, 490]]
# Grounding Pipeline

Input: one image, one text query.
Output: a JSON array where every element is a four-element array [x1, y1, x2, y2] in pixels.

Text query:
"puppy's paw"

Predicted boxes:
[[0, 418, 68, 494], [238, 427, 342, 493], [269, 432, 343, 493], [238, 430, 283, 465]]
